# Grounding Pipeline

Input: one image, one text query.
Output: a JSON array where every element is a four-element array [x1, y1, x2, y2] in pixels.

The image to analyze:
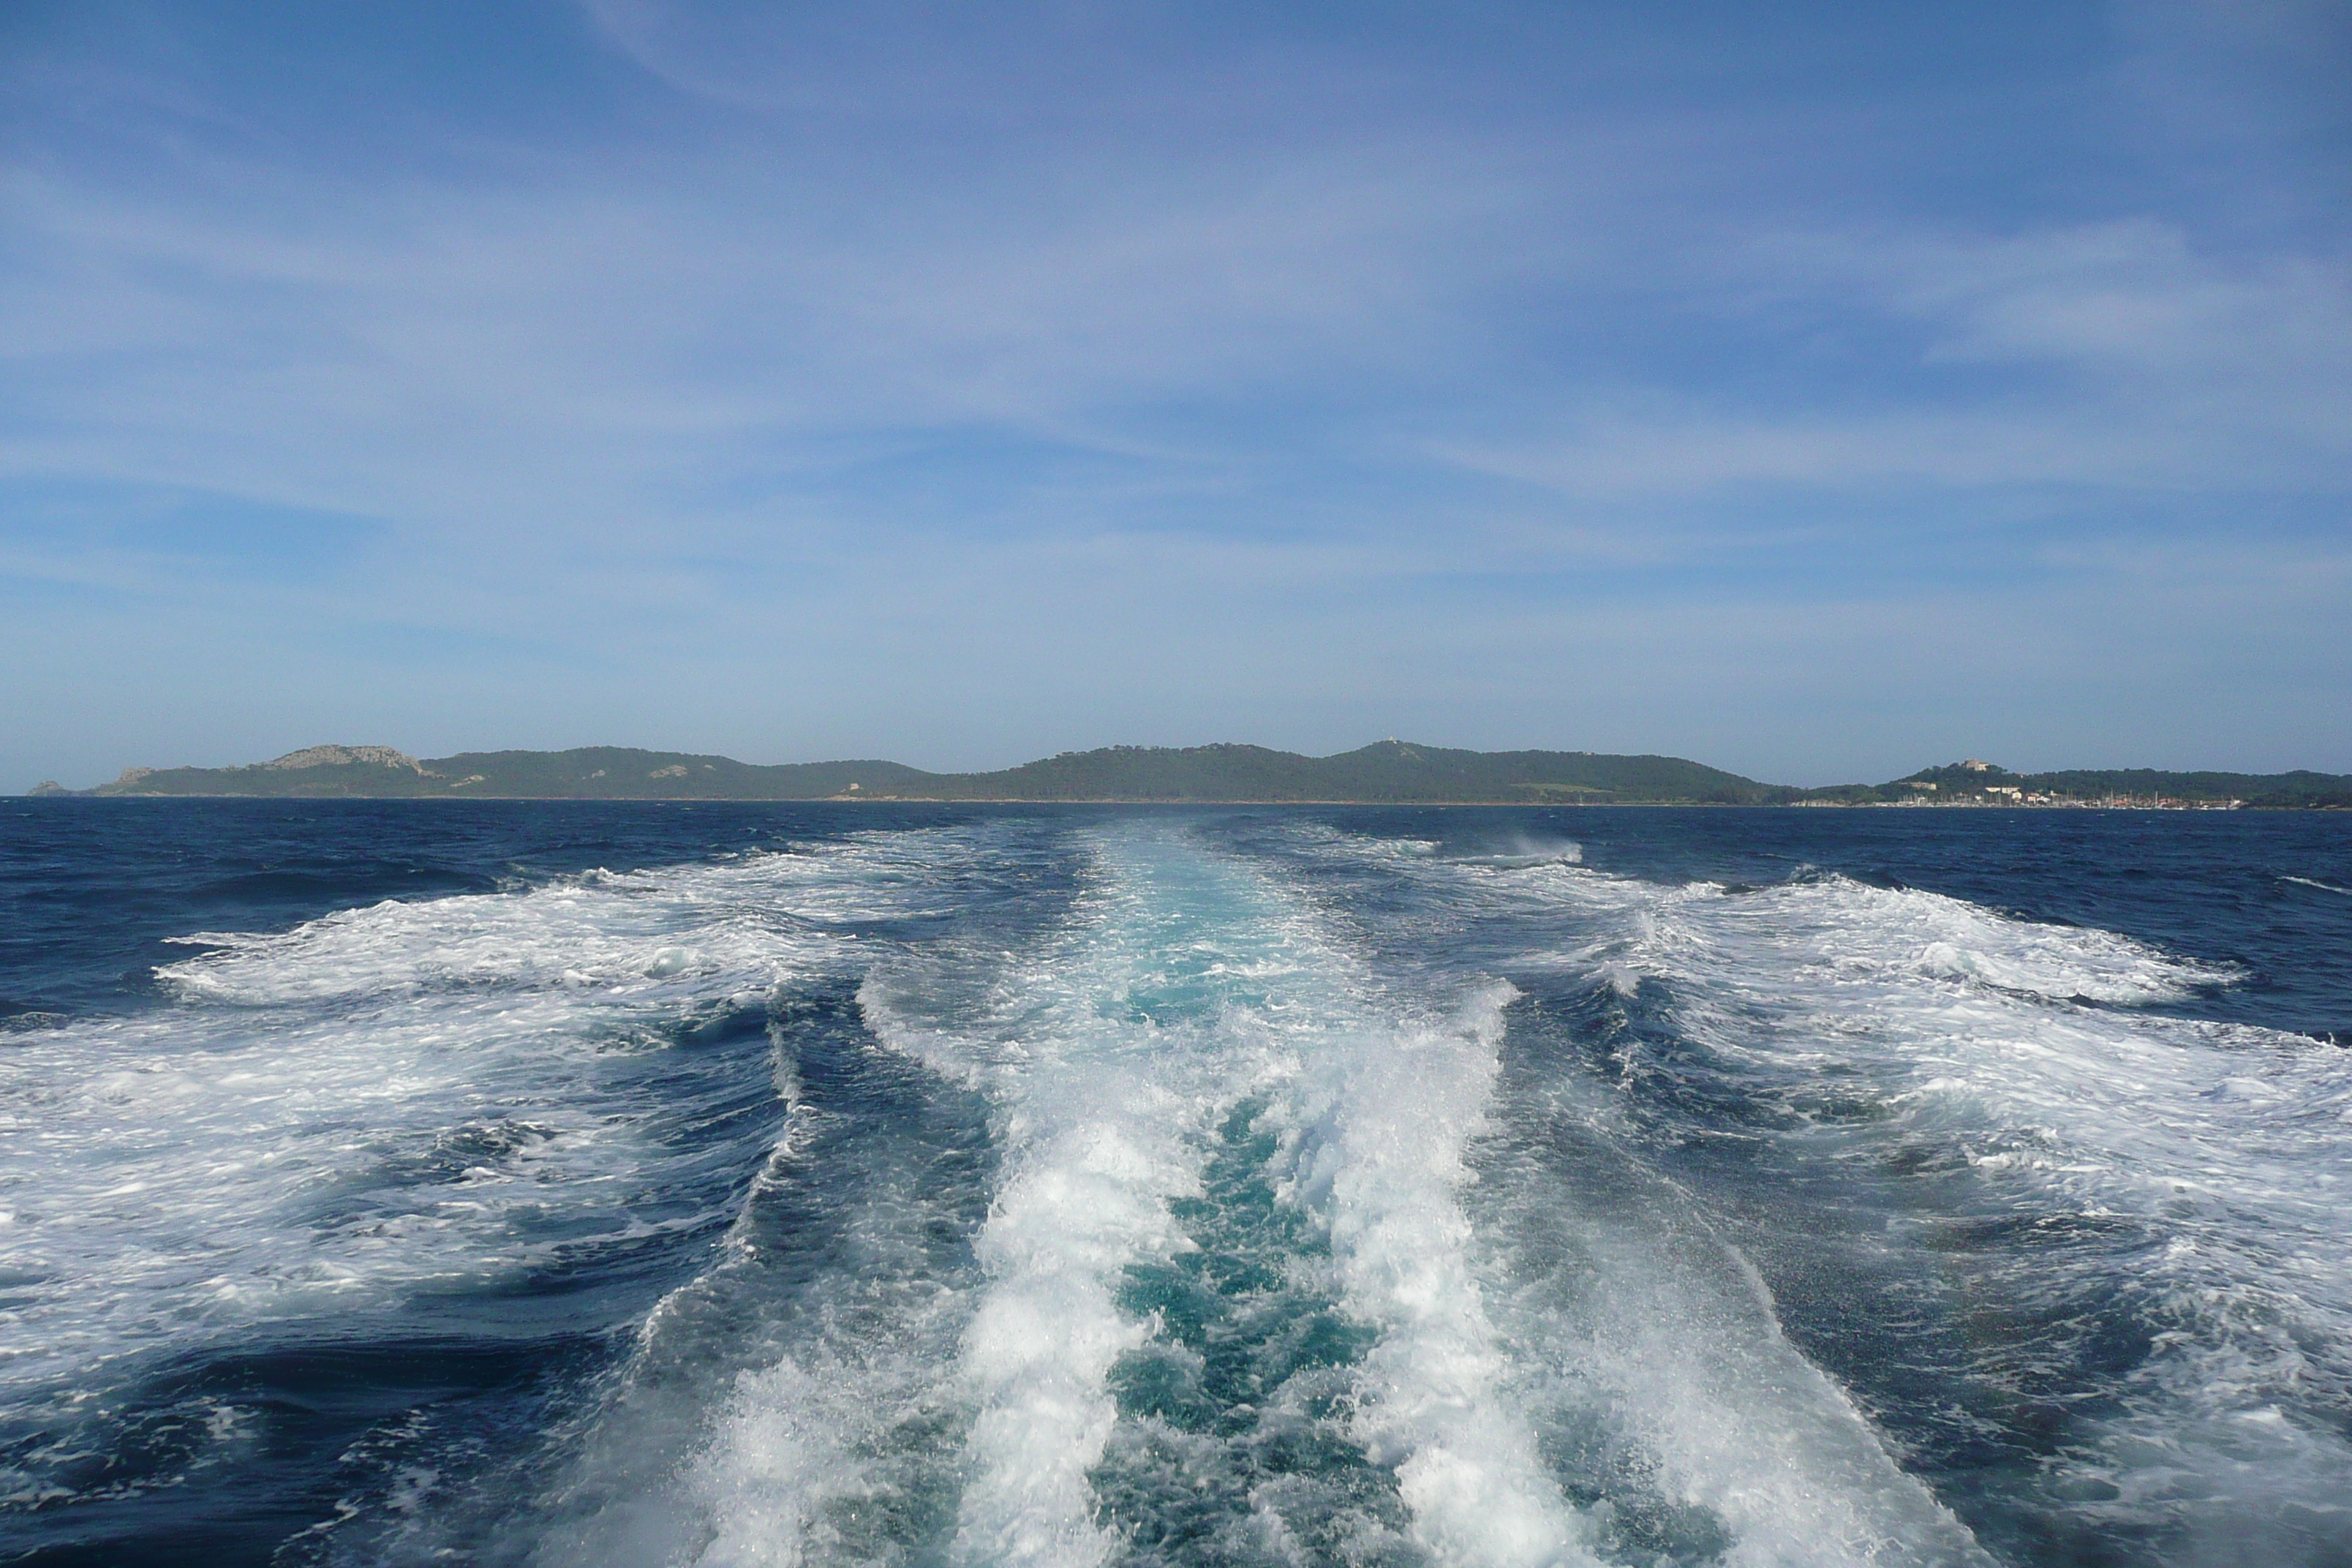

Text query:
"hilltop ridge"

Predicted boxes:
[[35, 741, 1787, 804], [1808, 759, 2352, 810], [25, 743, 2351, 807]]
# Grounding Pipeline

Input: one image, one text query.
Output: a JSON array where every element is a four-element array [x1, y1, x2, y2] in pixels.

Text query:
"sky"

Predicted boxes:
[[3, 1, 2348, 789]]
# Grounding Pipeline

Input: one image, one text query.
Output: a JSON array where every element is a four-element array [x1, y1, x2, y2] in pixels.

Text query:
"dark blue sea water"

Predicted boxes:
[[3, 800, 2348, 1568]]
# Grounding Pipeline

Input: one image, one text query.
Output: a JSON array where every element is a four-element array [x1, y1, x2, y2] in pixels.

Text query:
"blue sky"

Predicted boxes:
[[4, 1, 2347, 788]]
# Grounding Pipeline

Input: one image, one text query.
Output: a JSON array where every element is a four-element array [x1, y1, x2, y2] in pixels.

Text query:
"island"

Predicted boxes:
[[23, 744, 2352, 808]]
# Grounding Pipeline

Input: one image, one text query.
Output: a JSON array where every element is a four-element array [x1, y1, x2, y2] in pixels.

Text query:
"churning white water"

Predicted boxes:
[[7, 807, 2347, 1567]]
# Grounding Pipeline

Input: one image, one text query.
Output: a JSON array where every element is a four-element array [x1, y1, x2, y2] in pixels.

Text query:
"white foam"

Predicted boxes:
[[691, 1356, 881, 1568], [1276, 981, 1604, 1568], [1472, 1115, 1997, 1567], [1871, 879, 2231, 1005], [1449, 837, 1585, 870], [528, 1041, 990, 1568], [0, 832, 973, 1409], [1260, 837, 1983, 1564], [72, 811, 2318, 1560], [1564, 869, 2231, 1006], [1348, 837, 2352, 1553], [671, 828, 1306, 1568], [684, 1304, 973, 1568], [699, 823, 1610, 1568]]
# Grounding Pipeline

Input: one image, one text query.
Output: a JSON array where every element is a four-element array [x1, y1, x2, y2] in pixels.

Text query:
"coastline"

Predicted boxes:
[[26, 740, 2350, 809], [21, 794, 2333, 810]]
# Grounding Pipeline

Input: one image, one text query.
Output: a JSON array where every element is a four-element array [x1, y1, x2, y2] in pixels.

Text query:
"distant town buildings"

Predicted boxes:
[[1872, 790, 2239, 810], [1855, 758, 2242, 809]]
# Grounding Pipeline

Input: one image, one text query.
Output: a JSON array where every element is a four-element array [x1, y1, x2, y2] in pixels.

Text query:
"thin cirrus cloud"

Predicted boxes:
[[6, 143, 1515, 483], [1442, 219, 2352, 502], [0, 0, 2346, 788]]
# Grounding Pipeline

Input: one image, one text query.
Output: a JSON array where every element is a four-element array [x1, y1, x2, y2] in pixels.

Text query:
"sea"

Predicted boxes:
[[2, 799, 2349, 1568]]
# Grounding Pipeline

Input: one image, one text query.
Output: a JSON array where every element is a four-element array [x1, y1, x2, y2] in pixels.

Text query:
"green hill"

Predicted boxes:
[[895, 741, 1790, 804], [1802, 760, 2352, 809], [1991, 767, 2351, 808], [40, 743, 2350, 807], [56, 739, 1789, 804]]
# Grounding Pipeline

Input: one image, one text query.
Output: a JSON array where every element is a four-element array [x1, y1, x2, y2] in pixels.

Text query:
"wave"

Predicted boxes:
[[1446, 837, 1584, 870], [1251, 837, 1996, 1567], [619, 824, 1629, 1567], [1274, 978, 1602, 1567], [19, 812, 2341, 1564], [798, 823, 2015, 1567], [641, 827, 1315, 1568], [0, 829, 991, 1519], [1319, 832, 2352, 1562]]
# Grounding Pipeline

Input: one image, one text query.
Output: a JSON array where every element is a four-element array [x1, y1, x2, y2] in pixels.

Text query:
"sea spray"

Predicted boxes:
[[687, 826, 1333, 1567], [1308, 831, 2352, 1566], [1273, 981, 1604, 1568]]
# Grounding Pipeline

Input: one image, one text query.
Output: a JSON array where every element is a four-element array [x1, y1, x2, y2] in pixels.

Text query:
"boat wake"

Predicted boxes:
[[4, 810, 2345, 1567]]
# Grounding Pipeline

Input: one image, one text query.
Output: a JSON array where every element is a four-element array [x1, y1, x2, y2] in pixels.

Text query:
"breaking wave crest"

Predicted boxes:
[[1314, 832, 2351, 1565], [663, 827, 1604, 1568], [0, 829, 990, 1526]]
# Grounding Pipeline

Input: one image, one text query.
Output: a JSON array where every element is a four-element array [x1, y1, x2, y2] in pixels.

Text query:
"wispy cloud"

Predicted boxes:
[[1439, 218, 2352, 503], [1, 1, 2346, 785]]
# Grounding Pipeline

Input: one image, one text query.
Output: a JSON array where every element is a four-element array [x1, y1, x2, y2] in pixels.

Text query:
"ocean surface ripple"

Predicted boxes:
[[2, 799, 2348, 1567]]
